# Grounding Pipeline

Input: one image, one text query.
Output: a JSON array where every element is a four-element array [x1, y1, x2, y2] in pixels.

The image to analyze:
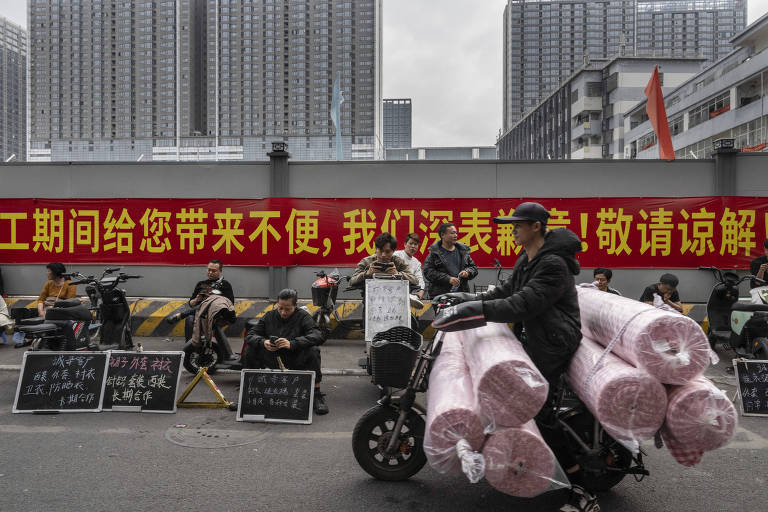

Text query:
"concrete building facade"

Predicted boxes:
[[383, 98, 412, 149], [384, 146, 496, 160], [28, 0, 382, 162], [503, 0, 747, 131], [497, 56, 704, 160], [0, 17, 26, 162], [625, 13, 768, 160]]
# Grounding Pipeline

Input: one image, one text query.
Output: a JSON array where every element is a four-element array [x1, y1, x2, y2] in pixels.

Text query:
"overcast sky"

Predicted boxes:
[[2, 0, 768, 147]]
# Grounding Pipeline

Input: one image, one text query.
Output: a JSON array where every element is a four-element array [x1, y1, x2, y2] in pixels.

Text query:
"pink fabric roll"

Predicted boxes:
[[424, 332, 486, 474], [460, 323, 549, 427], [661, 376, 738, 467], [483, 420, 566, 498], [566, 337, 668, 444], [577, 286, 711, 385]]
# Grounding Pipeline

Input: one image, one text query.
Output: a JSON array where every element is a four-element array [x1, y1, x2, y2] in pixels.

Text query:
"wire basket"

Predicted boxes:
[[370, 326, 423, 388]]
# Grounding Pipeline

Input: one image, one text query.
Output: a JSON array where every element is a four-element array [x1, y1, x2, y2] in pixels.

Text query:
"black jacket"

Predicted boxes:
[[190, 278, 235, 305], [245, 307, 324, 355], [478, 228, 582, 382], [423, 242, 479, 298]]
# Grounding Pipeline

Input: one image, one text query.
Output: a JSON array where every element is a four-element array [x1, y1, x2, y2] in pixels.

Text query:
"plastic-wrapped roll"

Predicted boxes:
[[661, 376, 738, 467], [460, 323, 548, 427], [577, 286, 711, 385], [566, 337, 668, 446], [424, 332, 486, 474], [483, 420, 569, 498]]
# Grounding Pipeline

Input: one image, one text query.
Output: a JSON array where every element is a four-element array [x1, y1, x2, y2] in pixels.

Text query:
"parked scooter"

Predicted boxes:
[[700, 266, 768, 359], [351, 296, 648, 491], [180, 289, 242, 374], [14, 268, 141, 351]]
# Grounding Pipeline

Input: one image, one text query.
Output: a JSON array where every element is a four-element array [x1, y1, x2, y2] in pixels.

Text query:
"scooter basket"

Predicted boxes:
[[311, 285, 337, 307], [370, 326, 423, 388]]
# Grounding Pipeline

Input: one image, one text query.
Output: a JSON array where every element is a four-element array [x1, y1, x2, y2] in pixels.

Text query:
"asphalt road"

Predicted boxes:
[[0, 340, 766, 512]]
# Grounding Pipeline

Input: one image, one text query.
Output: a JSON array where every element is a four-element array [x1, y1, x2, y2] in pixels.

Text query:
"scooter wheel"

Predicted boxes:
[[183, 344, 220, 374], [352, 404, 426, 481]]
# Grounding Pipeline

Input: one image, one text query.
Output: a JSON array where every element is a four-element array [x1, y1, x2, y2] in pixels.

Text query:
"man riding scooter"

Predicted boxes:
[[432, 202, 599, 512]]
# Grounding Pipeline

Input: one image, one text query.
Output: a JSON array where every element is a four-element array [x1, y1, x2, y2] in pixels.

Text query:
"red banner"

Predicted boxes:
[[0, 197, 766, 268]]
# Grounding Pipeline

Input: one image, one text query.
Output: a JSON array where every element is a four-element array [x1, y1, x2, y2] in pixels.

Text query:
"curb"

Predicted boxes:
[[0, 363, 367, 376], [4, 296, 709, 340], [4, 296, 437, 340]]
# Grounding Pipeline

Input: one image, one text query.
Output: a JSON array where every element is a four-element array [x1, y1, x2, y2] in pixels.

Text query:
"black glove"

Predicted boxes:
[[431, 301, 487, 332], [433, 292, 477, 305]]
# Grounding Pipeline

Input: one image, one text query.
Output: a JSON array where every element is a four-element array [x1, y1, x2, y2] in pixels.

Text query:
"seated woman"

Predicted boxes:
[[37, 262, 77, 317], [37, 262, 78, 350]]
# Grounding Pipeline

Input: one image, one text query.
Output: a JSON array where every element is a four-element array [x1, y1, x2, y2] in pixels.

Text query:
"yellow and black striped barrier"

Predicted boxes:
[[3, 297, 709, 341]]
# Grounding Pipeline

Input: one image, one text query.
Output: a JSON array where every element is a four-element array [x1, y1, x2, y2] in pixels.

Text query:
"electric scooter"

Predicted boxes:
[[699, 266, 768, 359], [14, 268, 141, 351]]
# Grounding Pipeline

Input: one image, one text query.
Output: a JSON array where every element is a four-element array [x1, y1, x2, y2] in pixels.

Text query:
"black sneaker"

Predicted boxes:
[[164, 312, 181, 325], [559, 485, 600, 512], [313, 391, 329, 415]]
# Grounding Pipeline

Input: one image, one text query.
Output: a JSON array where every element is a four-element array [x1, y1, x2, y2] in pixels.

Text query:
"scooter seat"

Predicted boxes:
[[19, 317, 45, 326], [45, 304, 92, 321], [53, 298, 82, 308], [18, 323, 59, 334], [731, 303, 768, 312]]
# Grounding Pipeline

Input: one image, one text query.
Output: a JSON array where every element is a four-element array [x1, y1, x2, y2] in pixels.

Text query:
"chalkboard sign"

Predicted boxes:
[[102, 351, 184, 413], [733, 358, 768, 417], [365, 278, 410, 341], [13, 352, 109, 413], [236, 369, 315, 424]]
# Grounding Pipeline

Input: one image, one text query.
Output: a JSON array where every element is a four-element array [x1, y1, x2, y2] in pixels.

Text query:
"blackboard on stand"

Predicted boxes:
[[733, 358, 768, 417], [13, 352, 110, 413], [365, 277, 410, 341], [236, 369, 315, 424], [102, 351, 184, 413]]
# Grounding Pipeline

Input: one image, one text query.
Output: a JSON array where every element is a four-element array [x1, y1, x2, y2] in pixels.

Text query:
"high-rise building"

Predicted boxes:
[[0, 17, 26, 162], [496, 56, 705, 160], [28, 0, 382, 162], [502, 0, 747, 132], [625, 13, 768, 160], [383, 98, 412, 149]]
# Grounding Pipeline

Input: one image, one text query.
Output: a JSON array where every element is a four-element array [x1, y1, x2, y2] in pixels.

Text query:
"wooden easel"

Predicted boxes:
[[176, 367, 232, 409]]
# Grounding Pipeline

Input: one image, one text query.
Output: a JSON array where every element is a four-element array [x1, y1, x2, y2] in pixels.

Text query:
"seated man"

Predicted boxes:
[[244, 288, 328, 415], [640, 273, 682, 313], [593, 267, 621, 295], [348, 232, 419, 289], [393, 232, 427, 299], [166, 259, 235, 343]]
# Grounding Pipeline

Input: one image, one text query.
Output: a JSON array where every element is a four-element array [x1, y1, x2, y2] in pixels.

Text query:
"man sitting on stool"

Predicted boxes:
[[244, 288, 328, 415]]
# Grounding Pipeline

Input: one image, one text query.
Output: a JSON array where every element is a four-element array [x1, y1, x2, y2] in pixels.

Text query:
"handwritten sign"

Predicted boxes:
[[236, 369, 315, 424], [102, 351, 184, 413], [733, 358, 768, 417], [13, 352, 109, 413], [365, 278, 411, 341]]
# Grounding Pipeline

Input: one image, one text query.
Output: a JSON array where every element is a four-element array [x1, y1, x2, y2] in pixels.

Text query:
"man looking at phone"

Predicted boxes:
[[244, 288, 328, 415], [639, 273, 682, 313], [165, 259, 235, 343], [348, 232, 419, 289]]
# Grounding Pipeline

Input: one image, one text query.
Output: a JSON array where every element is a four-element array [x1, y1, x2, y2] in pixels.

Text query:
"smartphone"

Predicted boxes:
[[269, 335, 278, 346]]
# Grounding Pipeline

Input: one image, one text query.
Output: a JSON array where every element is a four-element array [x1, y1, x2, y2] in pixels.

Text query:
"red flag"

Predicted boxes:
[[644, 66, 675, 160]]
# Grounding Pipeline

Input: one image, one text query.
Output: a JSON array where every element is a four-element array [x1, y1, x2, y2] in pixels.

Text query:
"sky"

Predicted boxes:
[[2, 0, 768, 148]]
